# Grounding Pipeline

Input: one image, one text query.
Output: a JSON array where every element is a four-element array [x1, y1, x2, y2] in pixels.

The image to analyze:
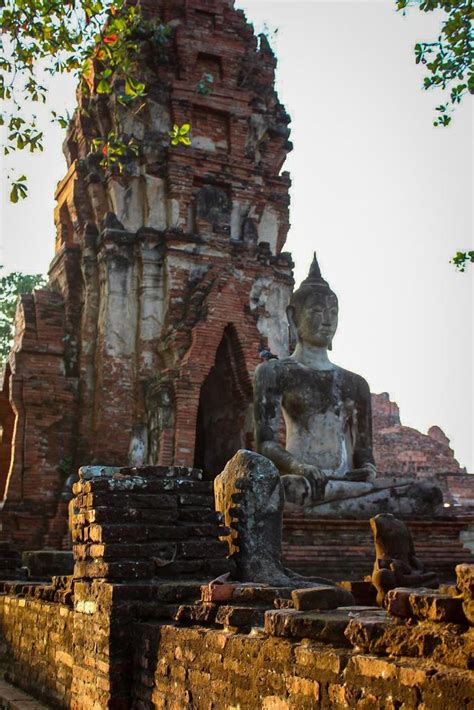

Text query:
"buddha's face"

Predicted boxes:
[[294, 290, 338, 348]]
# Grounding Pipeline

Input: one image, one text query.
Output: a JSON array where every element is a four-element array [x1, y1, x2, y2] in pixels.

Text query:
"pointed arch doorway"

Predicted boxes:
[[194, 324, 253, 479]]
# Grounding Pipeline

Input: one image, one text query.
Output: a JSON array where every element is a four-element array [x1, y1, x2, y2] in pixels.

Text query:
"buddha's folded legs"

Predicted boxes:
[[282, 474, 375, 507]]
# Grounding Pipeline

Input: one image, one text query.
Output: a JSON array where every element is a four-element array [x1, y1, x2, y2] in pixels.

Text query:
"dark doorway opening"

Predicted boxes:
[[194, 324, 253, 479]]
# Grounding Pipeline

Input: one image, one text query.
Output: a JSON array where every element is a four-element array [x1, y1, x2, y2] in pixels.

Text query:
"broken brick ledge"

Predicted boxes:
[[1, 584, 473, 709]]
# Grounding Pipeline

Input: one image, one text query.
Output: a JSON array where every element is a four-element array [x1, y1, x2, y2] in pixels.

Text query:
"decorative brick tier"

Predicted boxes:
[[70, 464, 232, 582], [283, 515, 474, 582]]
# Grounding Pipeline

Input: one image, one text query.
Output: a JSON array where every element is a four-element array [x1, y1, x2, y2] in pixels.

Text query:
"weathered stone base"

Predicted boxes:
[[0, 595, 73, 708]]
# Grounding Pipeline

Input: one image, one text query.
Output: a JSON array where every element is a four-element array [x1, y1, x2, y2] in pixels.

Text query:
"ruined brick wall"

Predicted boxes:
[[68, 463, 231, 708], [0, 463, 472, 709], [0, 367, 15, 499], [2, 590, 473, 710], [0, 463, 232, 709], [372, 392, 465, 477], [0, 595, 74, 708], [0, 291, 78, 548], [132, 624, 474, 709]]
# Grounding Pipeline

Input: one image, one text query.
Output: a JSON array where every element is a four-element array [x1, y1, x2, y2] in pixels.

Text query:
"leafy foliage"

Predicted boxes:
[[195, 73, 214, 96], [9, 175, 28, 203], [91, 130, 139, 172], [0, 267, 47, 367], [451, 251, 474, 272], [397, 0, 473, 126], [169, 123, 191, 147], [398, 1, 472, 270], [1, 0, 180, 199]]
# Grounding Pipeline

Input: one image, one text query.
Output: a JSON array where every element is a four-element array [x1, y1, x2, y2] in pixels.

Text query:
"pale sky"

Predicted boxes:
[[1, 1, 473, 470]]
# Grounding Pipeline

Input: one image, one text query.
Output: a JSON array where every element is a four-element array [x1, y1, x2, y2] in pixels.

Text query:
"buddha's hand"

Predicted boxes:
[[345, 464, 376, 483], [288, 462, 327, 501]]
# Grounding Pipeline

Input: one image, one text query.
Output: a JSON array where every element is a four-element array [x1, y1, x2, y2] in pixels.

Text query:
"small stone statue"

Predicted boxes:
[[371, 513, 438, 605], [253, 254, 442, 517]]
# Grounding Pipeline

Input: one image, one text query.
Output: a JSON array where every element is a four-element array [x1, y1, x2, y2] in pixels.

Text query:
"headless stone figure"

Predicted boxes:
[[371, 513, 438, 605], [214, 449, 337, 587], [254, 254, 442, 516], [254, 254, 376, 509]]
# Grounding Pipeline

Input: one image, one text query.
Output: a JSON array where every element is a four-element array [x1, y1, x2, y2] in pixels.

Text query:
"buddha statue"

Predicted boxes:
[[254, 255, 443, 517]]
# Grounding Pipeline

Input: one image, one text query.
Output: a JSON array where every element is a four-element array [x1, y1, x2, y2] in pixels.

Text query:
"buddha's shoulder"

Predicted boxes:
[[254, 356, 299, 381], [335, 366, 370, 393]]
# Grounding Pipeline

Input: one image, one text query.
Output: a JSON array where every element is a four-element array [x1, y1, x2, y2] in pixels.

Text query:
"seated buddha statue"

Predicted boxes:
[[253, 255, 442, 516]]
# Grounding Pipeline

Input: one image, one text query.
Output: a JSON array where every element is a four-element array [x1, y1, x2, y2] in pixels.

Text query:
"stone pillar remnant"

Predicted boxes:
[[214, 449, 291, 585]]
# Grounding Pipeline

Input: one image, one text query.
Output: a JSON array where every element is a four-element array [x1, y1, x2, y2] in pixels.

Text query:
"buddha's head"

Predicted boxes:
[[287, 254, 338, 350]]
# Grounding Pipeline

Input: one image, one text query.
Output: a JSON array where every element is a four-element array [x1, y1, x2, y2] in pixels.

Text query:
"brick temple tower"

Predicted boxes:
[[0, 0, 294, 548]]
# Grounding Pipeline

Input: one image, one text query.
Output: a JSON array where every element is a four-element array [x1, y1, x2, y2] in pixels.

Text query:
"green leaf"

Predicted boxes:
[[125, 77, 138, 96], [96, 79, 112, 94], [10, 185, 19, 204], [179, 123, 191, 135], [9, 180, 27, 203]]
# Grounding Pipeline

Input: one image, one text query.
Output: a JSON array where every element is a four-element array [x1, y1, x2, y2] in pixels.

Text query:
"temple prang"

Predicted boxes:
[[0, 0, 294, 551]]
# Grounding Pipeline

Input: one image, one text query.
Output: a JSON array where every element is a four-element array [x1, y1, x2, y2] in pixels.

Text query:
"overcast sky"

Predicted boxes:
[[1, 1, 472, 470]]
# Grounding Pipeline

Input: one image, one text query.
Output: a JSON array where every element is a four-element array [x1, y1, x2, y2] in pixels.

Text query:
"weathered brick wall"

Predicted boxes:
[[0, 594, 73, 708], [132, 623, 474, 710], [71, 580, 143, 710], [68, 463, 232, 709], [0, 463, 472, 709], [1, 591, 472, 710], [0, 367, 15, 499], [0, 291, 78, 549], [282, 515, 474, 582]]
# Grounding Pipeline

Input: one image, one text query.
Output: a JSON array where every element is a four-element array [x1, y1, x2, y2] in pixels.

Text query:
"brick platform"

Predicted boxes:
[[0, 464, 473, 709], [283, 515, 474, 582]]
